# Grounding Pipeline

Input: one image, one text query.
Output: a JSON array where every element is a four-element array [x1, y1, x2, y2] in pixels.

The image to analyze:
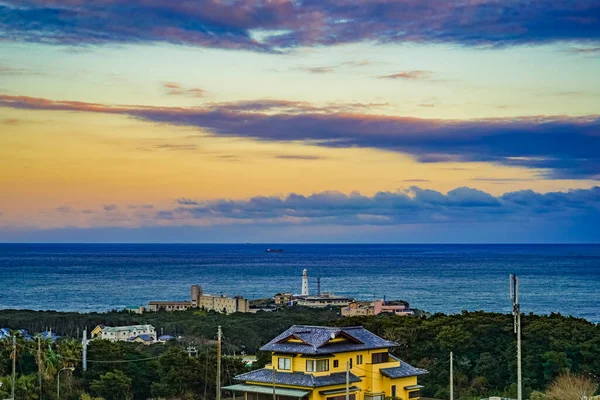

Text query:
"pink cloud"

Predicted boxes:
[[163, 82, 206, 98], [378, 70, 432, 80]]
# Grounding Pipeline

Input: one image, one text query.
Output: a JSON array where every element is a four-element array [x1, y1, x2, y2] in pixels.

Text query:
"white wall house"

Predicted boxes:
[[94, 324, 156, 342]]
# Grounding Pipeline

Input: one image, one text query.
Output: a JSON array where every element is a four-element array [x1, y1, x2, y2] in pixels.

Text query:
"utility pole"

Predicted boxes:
[[217, 326, 222, 400], [511, 274, 522, 400], [272, 365, 276, 400], [11, 335, 16, 400], [82, 329, 87, 372], [345, 361, 350, 400], [449, 351, 453, 400], [38, 335, 43, 400]]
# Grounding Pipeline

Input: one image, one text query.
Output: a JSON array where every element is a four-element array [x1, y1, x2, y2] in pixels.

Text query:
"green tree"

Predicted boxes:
[[90, 370, 132, 400], [474, 352, 499, 385], [15, 374, 39, 400], [542, 351, 572, 381], [80, 394, 105, 400], [436, 325, 472, 352]]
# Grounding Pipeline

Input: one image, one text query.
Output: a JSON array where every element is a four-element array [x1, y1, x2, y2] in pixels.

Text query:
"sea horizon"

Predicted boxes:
[[1, 243, 598, 323]]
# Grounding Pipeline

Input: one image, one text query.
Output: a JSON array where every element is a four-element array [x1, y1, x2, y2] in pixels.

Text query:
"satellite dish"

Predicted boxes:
[[330, 332, 335, 339]]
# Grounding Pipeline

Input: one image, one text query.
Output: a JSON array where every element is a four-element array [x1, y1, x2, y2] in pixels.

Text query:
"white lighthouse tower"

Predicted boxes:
[[301, 269, 309, 296]]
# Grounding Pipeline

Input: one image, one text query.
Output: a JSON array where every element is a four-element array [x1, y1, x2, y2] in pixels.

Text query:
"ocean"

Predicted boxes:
[[0, 244, 598, 323]]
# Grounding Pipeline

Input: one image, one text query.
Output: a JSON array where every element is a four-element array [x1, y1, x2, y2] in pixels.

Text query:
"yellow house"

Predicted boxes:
[[224, 325, 428, 400], [90, 325, 104, 338]]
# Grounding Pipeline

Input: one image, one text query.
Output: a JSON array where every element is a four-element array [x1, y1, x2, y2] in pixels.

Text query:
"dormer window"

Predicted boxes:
[[278, 357, 291, 370], [306, 359, 329, 372]]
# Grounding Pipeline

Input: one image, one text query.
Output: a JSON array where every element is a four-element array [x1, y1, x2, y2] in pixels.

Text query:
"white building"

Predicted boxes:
[[301, 268, 309, 296], [296, 293, 354, 308], [92, 324, 156, 342]]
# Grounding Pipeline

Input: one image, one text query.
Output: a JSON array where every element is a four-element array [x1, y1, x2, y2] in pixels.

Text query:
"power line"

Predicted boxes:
[[15, 342, 165, 363]]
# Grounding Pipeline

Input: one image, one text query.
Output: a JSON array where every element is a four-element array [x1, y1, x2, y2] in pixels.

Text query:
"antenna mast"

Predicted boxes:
[[510, 274, 522, 400], [450, 351, 453, 400], [317, 277, 321, 296], [217, 326, 222, 400]]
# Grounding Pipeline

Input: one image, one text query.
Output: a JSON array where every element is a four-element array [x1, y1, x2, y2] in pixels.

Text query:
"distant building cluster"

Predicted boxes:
[[146, 285, 250, 314], [122, 269, 412, 317], [273, 269, 413, 316]]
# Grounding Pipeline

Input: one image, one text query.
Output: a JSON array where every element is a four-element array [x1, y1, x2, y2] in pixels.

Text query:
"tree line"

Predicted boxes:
[[0, 307, 598, 399]]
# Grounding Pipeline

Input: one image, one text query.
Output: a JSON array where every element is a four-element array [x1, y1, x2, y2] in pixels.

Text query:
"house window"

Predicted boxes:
[[333, 360, 339, 368], [356, 355, 363, 365], [278, 357, 291, 370], [364, 394, 385, 400], [306, 359, 329, 372], [349, 358, 352, 368], [371, 352, 389, 364], [408, 390, 421, 399], [391, 386, 396, 398]]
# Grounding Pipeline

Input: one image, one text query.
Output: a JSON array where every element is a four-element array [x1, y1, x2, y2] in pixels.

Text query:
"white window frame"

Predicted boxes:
[[306, 359, 329, 372], [278, 357, 291, 370]]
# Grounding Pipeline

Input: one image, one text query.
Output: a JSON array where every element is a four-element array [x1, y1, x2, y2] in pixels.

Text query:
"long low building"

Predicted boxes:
[[342, 300, 414, 317], [147, 285, 250, 314], [295, 293, 354, 308], [147, 301, 191, 312]]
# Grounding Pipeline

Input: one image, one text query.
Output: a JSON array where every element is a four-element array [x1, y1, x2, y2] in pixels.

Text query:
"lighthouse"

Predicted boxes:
[[301, 269, 309, 296]]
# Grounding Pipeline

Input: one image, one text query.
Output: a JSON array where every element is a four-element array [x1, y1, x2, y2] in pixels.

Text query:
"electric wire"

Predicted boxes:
[[15, 341, 166, 363]]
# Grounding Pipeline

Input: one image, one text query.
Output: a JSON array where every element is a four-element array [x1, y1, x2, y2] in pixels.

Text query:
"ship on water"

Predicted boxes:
[[265, 248, 284, 253]]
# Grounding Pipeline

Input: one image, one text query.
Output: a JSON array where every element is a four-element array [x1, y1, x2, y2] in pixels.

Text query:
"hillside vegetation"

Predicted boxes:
[[0, 308, 598, 399]]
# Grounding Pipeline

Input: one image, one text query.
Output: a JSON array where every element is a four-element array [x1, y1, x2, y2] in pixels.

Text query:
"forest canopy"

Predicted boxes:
[[0, 308, 598, 400]]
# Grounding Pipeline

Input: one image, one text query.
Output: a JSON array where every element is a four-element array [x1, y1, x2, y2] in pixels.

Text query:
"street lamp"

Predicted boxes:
[[57, 367, 75, 399]]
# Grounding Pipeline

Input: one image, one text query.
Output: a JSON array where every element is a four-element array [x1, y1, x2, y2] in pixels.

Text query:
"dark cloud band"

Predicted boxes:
[[1, 94, 599, 179], [1, 1, 600, 51], [165, 185, 600, 225]]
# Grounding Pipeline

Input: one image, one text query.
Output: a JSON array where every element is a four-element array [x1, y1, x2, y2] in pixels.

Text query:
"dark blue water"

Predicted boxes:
[[0, 244, 598, 322]]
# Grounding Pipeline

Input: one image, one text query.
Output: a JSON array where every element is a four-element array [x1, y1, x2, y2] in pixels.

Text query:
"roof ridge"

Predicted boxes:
[[292, 325, 339, 329], [290, 325, 367, 331]]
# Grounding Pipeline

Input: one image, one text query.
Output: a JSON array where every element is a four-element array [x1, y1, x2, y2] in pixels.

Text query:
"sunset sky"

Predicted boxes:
[[1, 0, 599, 242]]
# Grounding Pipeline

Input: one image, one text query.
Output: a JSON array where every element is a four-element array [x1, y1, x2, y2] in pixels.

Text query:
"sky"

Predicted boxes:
[[0, 0, 599, 243]]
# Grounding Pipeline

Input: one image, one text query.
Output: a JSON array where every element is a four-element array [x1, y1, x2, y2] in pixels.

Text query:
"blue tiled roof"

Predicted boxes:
[[159, 335, 175, 340], [129, 334, 154, 342], [380, 362, 429, 378], [235, 368, 362, 388], [40, 331, 59, 342], [260, 325, 398, 355]]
